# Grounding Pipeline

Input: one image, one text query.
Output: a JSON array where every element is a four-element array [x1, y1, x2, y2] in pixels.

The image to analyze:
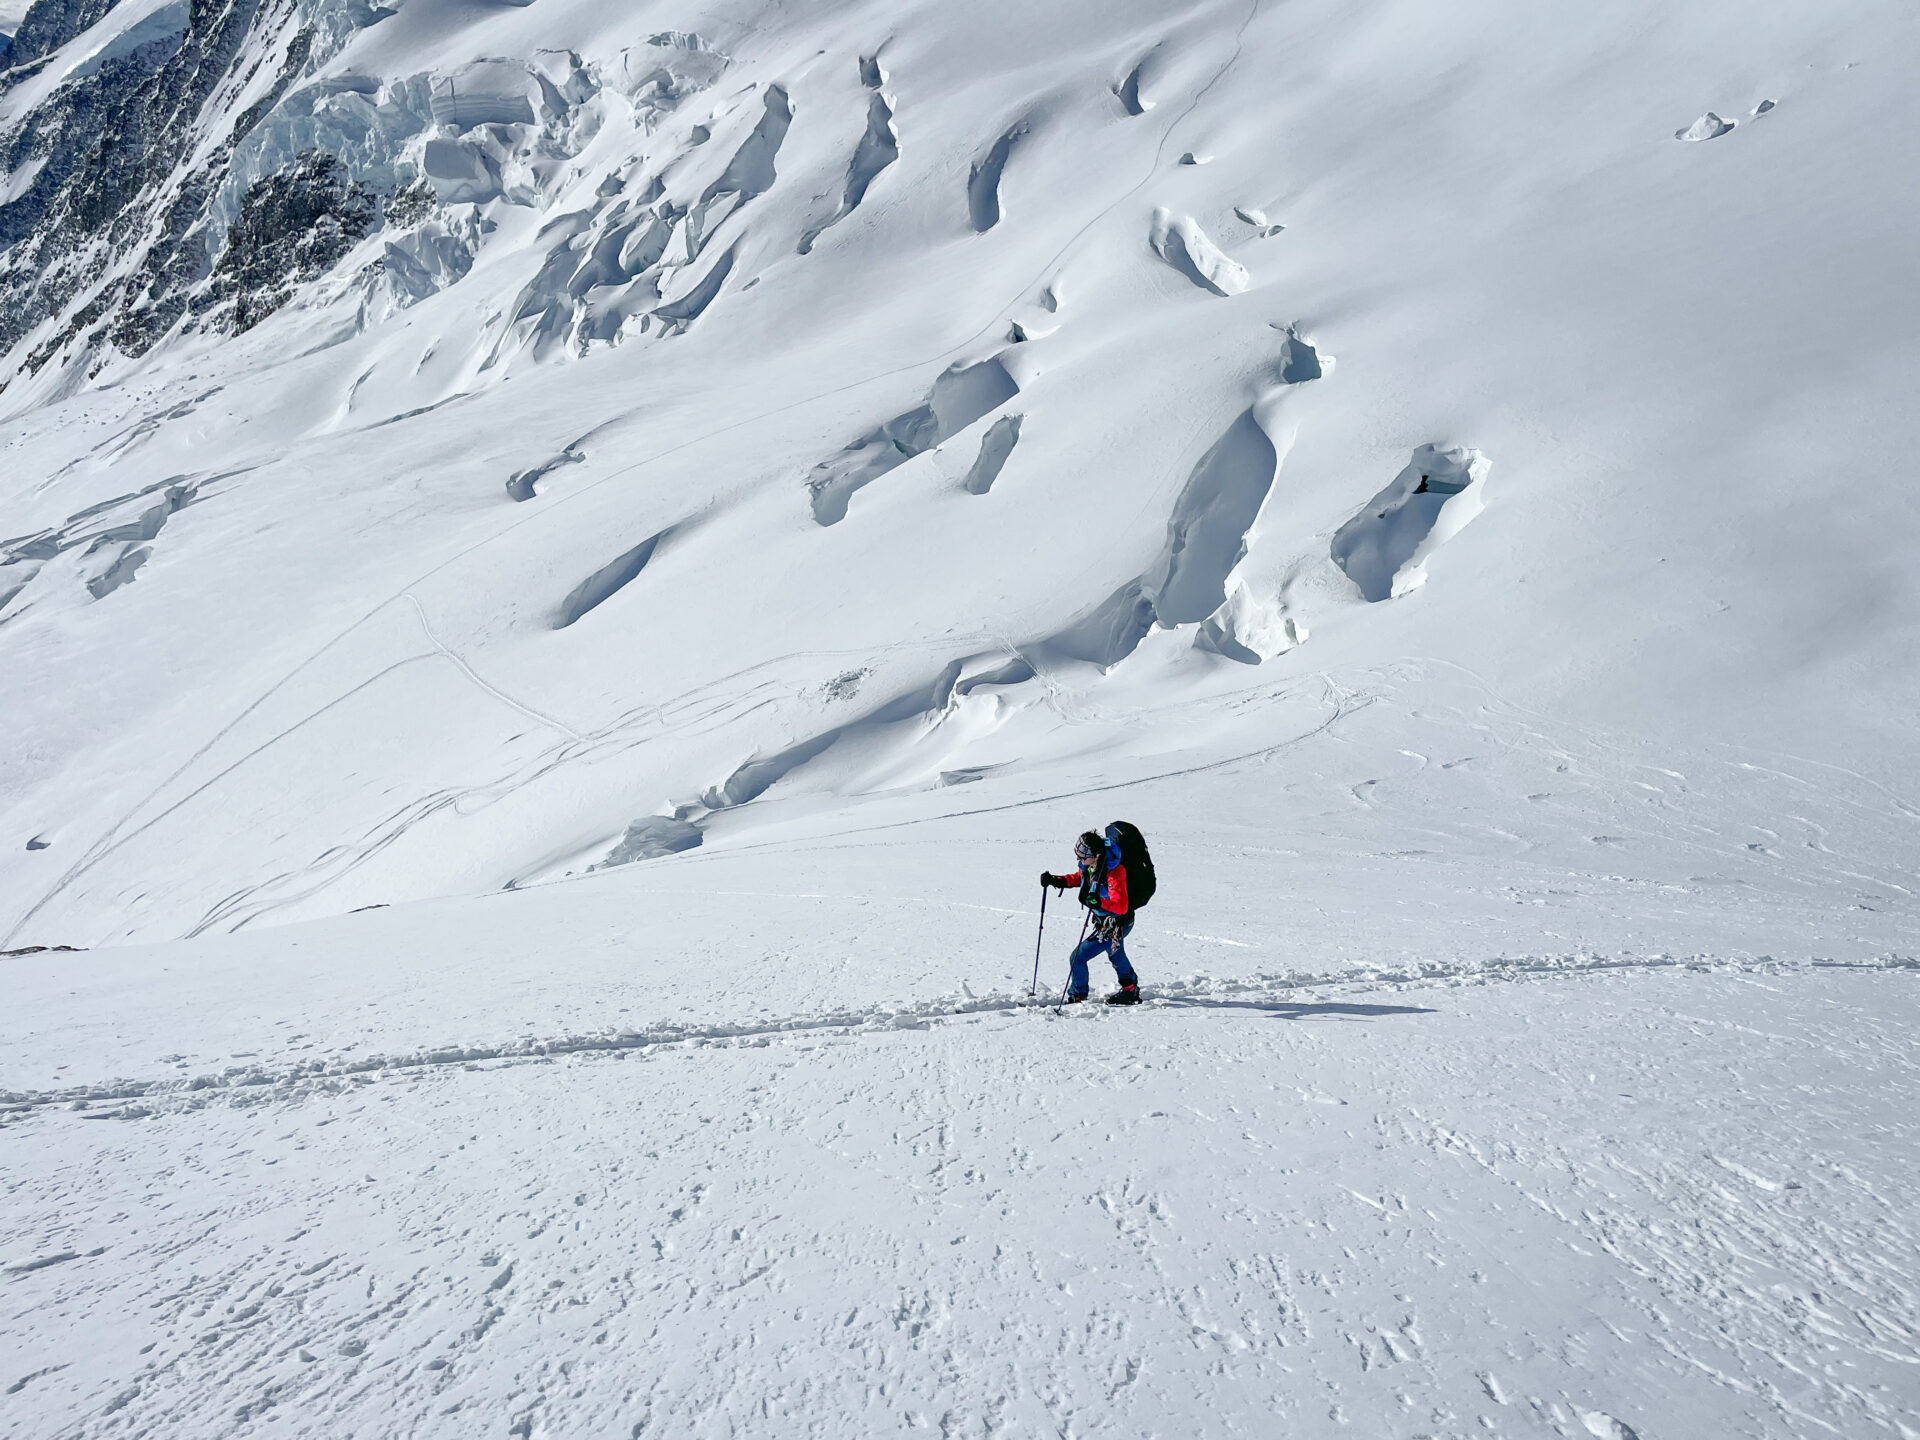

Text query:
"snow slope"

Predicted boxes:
[[7, 936, 1918, 1438], [0, 0, 1914, 947], [2, 0, 1918, 1433]]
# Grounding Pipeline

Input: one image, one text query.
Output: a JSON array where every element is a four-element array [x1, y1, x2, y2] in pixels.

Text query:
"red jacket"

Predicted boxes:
[[1069, 862, 1128, 915]]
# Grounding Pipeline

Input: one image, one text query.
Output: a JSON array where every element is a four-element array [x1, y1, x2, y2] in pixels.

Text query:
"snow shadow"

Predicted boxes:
[[1157, 409, 1280, 623], [554, 526, 673, 628], [1042, 405, 1279, 666], [653, 243, 735, 333], [1155, 997, 1438, 1019], [595, 816, 702, 868], [1150, 208, 1248, 296], [963, 414, 1022, 494], [1, 476, 206, 616], [690, 84, 792, 247], [506, 445, 585, 501], [697, 652, 1035, 812], [85, 546, 150, 600], [498, 202, 671, 360], [808, 355, 1019, 524], [487, 78, 783, 361], [1275, 328, 1322, 384], [799, 62, 898, 254], [1676, 112, 1735, 142], [1044, 581, 1157, 670], [1331, 443, 1489, 602], [968, 122, 1027, 232], [702, 659, 967, 809]]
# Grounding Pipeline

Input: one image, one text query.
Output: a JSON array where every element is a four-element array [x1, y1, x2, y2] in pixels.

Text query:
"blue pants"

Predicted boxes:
[[1070, 911, 1137, 998]]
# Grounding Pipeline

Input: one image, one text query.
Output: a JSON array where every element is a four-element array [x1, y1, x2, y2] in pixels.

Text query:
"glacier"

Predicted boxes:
[[2, 0, 1917, 1435]]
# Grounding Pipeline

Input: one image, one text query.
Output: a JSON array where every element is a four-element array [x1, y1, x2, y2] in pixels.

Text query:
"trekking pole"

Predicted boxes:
[[1051, 910, 1092, 1014], [1032, 884, 1050, 996]]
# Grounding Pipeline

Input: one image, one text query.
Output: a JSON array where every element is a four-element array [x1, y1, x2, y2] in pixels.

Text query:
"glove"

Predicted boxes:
[[1041, 872, 1069, 889], [1041, 871, 1056, 888]]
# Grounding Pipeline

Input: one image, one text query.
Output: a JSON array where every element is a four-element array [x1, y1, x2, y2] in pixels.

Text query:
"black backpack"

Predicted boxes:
[[1104, 821, 1156, 910]]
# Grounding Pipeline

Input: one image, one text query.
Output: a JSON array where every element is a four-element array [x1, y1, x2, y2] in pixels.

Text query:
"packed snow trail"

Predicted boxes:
[[12, 955, 1895, 1122], [4, 958, 1916, 1438]]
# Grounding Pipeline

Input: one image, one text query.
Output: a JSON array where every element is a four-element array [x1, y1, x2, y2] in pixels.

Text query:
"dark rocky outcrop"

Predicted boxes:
[[204, 149, 374, 332], [0, 2, 318, 369], [6, 0, 124, 70]]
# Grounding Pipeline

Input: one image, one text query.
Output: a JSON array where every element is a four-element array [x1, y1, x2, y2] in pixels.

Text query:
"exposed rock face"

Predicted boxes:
[[205, 149, 374, 332], [5, 0, 124, 71], [1, 0, 300, 370], [0, 7, 737, 392], [383, 177, 434, 229]]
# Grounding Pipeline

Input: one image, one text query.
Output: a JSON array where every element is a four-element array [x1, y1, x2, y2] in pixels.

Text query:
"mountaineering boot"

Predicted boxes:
[[1106, 983, 1141, 1006], [1064, 992, 1088, 1005]]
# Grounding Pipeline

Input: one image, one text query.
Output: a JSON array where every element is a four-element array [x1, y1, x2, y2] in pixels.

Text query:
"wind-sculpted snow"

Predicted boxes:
[[79, 540, 146, 598], [650, 241, 734, 332], [626, 29, 730, 122], [962, 412, 1021, 494], [632, 646, 1067, 836], [467, 62, 790, 362], [799, 63, 897, 255], [594, 814, 701, 868], [807, 355, 1020, 524], [1155, 407, 1281, 623], [689, 83, 790, 251], [0, 472, 209, 619], [0, 0, 1906, 949], [703, 85, 791, 202], [554, 526, 671, 629], [1114, 54, 1155, 116], [1677, 111, 1736, 142], [1233, 202, 1285, 237], [377, 205, 478, 306], [1045, 402, 1281, 665], [0, 12, 740, 387], [1273, 323, 1322, 383], [1332, 444, 1490, 602], [966, 120, 1025, 232], [1150, 206, 1248, 295], [504, 444, 584, 503], [694, 657, 982, 813]]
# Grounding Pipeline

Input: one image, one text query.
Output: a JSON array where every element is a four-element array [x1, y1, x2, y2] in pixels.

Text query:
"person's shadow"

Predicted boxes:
[[1154, 997, 1436, 1020]]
